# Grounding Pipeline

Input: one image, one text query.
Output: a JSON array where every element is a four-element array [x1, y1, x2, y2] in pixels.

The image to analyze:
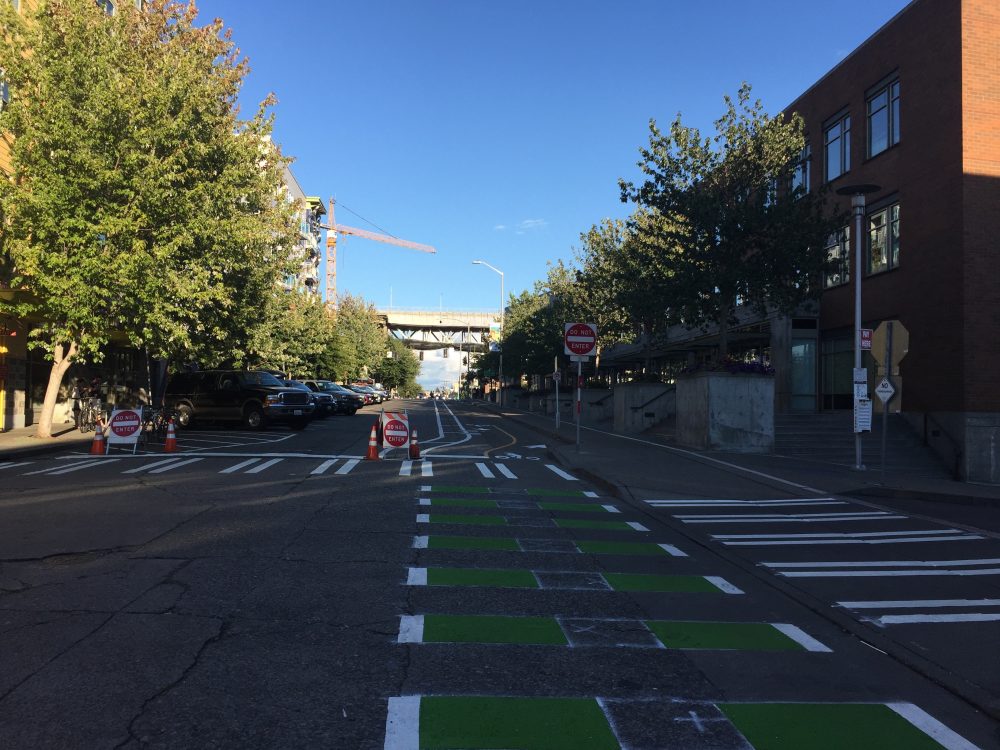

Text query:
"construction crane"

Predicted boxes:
[[321, 198, 436, 307]]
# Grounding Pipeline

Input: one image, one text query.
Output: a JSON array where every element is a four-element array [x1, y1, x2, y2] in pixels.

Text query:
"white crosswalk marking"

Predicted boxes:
[[123, 458, 185, 474], [421, 461, 433, 477], [494, 463, 517, 479], [705, 576, 744, 595], [246, 458, 283, 474], [24, 459, 99, 476], [0, 461, 33, 471], [771, 623, 832, 652], [601, 505, 620, 514], [475, 463, 495, 478], [336, 459, 360, 475], [399, 461, 413, 477], [658, 544, 688, 557], [148, 458, 202, 473], [676, 511, 903, 524], [647, 497, 846, 508], [715, 529, 982, 546], [311, 459, 337, 475], [545, 464, 577, 481], [220, 458, 261, 474]]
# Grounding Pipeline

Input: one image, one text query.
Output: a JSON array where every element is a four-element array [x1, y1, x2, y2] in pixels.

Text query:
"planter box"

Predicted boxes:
[[676, 372, 774, 453]]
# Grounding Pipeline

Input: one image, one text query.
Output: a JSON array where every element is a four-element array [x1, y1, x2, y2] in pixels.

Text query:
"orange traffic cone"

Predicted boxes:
[[365, 423, 380, 460], [408, 429, 420, 460], [89, 419, 106, 455], [163, 418, 178, 453]]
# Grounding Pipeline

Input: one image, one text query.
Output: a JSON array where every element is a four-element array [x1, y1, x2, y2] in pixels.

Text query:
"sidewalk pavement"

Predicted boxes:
[[0, 422, 97, 459]]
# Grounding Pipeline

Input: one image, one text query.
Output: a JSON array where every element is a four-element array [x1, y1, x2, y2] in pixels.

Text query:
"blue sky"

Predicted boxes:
[[198, 0, 912, 315]]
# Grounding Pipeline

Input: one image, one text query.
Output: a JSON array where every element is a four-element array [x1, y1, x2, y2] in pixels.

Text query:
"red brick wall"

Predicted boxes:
[[786, 0, 968, 412], [962, 0, 1000, 411]]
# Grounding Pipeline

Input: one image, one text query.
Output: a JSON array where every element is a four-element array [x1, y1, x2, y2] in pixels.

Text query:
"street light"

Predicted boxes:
[[836, 183, 880, 471], [472, 260, 504, 406]]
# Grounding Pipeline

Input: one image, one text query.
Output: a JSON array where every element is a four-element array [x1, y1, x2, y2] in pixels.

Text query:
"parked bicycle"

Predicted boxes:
[[137, 405, 177, 449], [77, 397, 107, 434]]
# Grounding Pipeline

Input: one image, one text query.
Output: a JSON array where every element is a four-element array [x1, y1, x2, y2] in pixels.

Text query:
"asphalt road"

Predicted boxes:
[[0, 399, 996, 748]]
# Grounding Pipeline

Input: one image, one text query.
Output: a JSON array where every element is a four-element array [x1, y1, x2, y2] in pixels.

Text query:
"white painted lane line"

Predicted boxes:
[[765, 558, 1000, 568], [780, 567, 1000, 577], [601, 505, 620, 514], [494, 463, 517, 479], [475, 462, 495, 478], [406, 568, 427, 586], [416, 514, 430, 524], [50, 459, 121, 475], [545, 464, 578, 481], [719, 529, 964, 540], [677, 512, 903, 523], [246, 458, 283, 474], [220, 458, 261, 474], [412, 536, 429, 549], [724, 536, 984, 546], [0, 461, 33, 471], [838, 599, 1000, 609], [420, 485, 432, 492], [420, 461, 433, 477], [877, 613, 1000, 625], [647, 498, 845, 507], [24, 459, 99, 476], [583, 491, 599, 498], [658, 544, 688, 557], [149, 458, 203, 474], [399, 461, 413, 477], [384, 695, 420, 750], [626, 522, 649, 532], [418, 498, 431, 506], [771, 623, 832, 652], [336, 459, 360, 475], [123, 458, 184, 474], [311, 459, 338, 475], [705, 576, 744, 595], [888, 702, 980, 750], [397, 615, 425, 644]]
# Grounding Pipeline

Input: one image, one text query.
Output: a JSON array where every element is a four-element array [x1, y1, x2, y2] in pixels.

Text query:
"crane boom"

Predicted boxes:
[[324, 198, 436, 308]]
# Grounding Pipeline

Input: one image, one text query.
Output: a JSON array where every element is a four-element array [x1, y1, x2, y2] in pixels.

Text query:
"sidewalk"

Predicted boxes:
[[486, 403, 1000, 517], [0, 423, 97, 459]]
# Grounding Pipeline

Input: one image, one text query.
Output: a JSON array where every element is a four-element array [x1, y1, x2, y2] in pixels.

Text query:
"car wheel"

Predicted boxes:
[[289, 418, 309, 430], [175, 404, 194, 429], [243, 405, 266, 430], [348, 408, 358, 416]]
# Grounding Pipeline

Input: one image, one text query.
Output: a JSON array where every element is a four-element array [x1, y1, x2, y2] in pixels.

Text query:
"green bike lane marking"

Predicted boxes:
[[415, 515, 647, 530], [397, 614, 831, 652], [412, 535, 688, 556], [405, 567, 742, 593], [384, 696, 976, 749], [418, 497, 620, 513], [424, 484, 596, 498]]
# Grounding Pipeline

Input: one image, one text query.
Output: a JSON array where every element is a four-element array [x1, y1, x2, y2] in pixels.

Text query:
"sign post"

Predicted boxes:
[[553, 356, 561, 431], [565, 323, 597, 453], [106, 409, 142, 454], [877, 322, 896, 477]]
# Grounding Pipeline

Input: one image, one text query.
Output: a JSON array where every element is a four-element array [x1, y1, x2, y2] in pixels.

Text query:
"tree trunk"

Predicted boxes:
[[35, 341, 78, 439]]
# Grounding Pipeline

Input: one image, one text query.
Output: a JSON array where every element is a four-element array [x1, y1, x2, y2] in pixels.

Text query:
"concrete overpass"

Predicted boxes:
[[377, 309, 498, 352]]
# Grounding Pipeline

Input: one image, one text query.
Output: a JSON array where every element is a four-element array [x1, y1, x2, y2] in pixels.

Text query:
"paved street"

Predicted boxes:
[[0, 399, 997, 748]]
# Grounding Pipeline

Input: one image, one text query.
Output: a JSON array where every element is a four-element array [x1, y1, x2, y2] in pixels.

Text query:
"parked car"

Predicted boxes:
[[164, 370, 314, 430], [346, 384, 376, 405], [353, 385, 383, 404], [302, 380, 363, 415], [371, 387, 391, 402], [284, 379, 334, 418]]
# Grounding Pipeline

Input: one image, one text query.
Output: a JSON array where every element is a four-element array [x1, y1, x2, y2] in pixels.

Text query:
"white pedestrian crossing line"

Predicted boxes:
[[421, 461, 433, 477], [475, 462, 495, 479], [836, 598, 1000, 627], [123, 458, 186, 474], [397, 615, 425, 644], [406, 567, 428, 585], [583, 491, 599, 498], [704, 576, 744, 595], [839, 598, 1000, 609], [148, 458, 203, 474], [494, 463, 517, 479], [311, 459, 338, 475], [400, 461, 413, 477], [874, 613, 1000, 625], [418, 498, 431, 506], [771, 623, 832, 652], [336, 459, 360, 475], [676, 511, 904, 524], [658, 544, 688, 557], [416, 514, 430, 524], [715, 528, 983, 546], [765, 558, 1000, 577], [246, 458, 283, 474], [647, 497, 846, 508], [626, 521, 649, 532], [0, 461, 33, 471], [220, 458, 261, 474], [24, 459, 100, 476], [887, 703, 980, 750], [765, 558, 1000, 569], [412, 535, 429, 549], [545, 464, 577, 481]]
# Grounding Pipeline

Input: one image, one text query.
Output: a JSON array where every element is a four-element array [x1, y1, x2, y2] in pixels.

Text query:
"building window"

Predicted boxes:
[[823, 226, 850, 288], [791, 144, 811, 194], [868, 203, 900, 274], [96, 0, 115, 15], [824, 113, 850, 182], [868, 79, 900, 157]]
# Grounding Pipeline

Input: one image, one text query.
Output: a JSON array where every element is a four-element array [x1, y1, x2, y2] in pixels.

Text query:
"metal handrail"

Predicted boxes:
[[922, 411, 963, 480], [629, 386, 676, 412]]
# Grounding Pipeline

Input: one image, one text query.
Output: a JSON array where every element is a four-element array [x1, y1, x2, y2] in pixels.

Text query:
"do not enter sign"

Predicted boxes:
[[109, 409, 141, 438], [381, 411, 410, 449], [564, 322, 597, 357]]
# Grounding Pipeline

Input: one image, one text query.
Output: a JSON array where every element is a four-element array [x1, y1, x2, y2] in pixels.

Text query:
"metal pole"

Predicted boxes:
[[575, 359, 582, 452], [498, 271, 504, 408], [554, 356, 560, 431], [880, 322, 894, 479], [852, 194, 865, 471]]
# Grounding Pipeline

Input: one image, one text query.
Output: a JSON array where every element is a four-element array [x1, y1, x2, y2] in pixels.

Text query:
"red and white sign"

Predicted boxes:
[[564, 322, 597, 357], [860, 328, 873, 351], [107, 409, 142, 449], [381, 411, 410, 449]]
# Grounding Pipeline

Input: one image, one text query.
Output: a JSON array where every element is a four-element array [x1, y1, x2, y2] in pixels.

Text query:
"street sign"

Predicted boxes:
[[854, 399, 872, 432], [569, 355, 589, 362], [874, 378, 896, 403], [564, 322, 597, 356], [871, 320, 909, 368], [860, 328, 873, 350], [381, 411, 410, 449], [107, 409, 142, 452]]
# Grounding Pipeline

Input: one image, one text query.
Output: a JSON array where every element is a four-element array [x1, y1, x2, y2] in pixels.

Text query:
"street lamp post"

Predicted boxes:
[[472, 260, 504, 407], [836, 183, 880, 471]]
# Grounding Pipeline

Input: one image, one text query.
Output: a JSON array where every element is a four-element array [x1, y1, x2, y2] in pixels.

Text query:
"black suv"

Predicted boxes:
[[164, 370, 315, 430], [302, 380, 364, 415]]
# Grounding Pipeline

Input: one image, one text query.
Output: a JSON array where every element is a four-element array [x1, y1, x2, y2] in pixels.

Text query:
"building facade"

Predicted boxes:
[[280, 166, 325, 297]]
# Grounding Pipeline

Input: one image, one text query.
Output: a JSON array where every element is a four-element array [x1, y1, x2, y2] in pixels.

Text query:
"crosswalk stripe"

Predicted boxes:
[[626, 522, 649, 532], [400, 461, 413, 477], [838, 599, 1000, 609], [494, 463, 517, 479], [647, 498, 845, 507], [336, 459, 360, 475], [880, 613, 1000, 624], [601, 505, 620, 514], [220, 458, 261, 474], [246, 458, 283, 474], [766, 558, 1000, 569], [705, 576, 744, 595], [771, 623, 832, 652], [658, 544, 688, 557], [475, 463, 495, 478], [311, 459, 338, 475], [0, 461, 33, 471], [421, 461, 433, 477], [677, 512, 904, 524], [123, 458, 185, 474], [398, 615, 424, 643], [412, 536, 429, 549], [545, 464, 577, 481], [148, 458, 203, 474], [780, 567, 1000, 577], [715, 529, 968, 540], [24, 459, 98, 476], [50, 459, 120, 475]]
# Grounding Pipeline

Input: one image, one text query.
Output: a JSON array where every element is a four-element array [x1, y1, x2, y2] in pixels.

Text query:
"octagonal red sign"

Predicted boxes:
[[109, 409, 141, 438], [564, 322, 597, 356], [383, 418, 409, 448]]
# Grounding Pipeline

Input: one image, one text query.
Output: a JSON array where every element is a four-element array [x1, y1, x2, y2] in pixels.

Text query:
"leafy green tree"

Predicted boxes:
[[372, 335, 419, 393], [0, 0, 298, 436], [620, 84, 841, 358], [332, 293, 384, 381]]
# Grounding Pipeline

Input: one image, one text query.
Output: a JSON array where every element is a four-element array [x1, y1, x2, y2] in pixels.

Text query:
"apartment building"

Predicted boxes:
[[280, 166, 326, 296]]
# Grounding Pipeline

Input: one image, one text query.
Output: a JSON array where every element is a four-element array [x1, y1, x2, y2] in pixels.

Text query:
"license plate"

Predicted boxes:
[[293, 409, 302, 416]]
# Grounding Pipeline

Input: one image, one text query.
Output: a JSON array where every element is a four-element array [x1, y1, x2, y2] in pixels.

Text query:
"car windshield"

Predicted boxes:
[[315, 381, 340, 392], [239, 371, 284, 387], [284, 380, 311, 391]]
